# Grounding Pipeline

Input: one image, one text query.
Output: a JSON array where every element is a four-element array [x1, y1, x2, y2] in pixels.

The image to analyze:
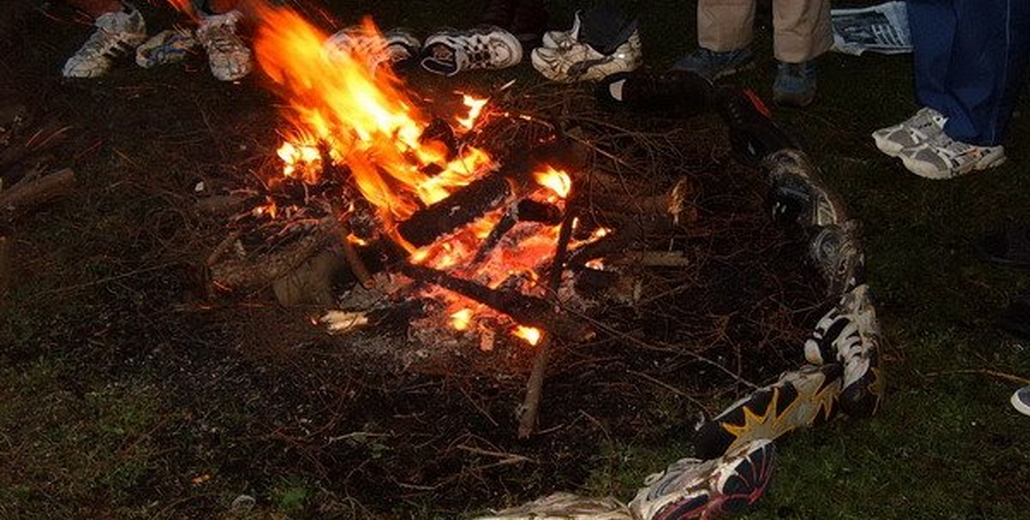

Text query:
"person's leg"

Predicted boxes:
[[770, 0, 831, 63], [62, 0, 147, 77], [768, 0, 830, 107], [673, 0, 755, 80], [941, 0, 1030, 146], [898, 0, 1030, 178], [697, 0, 755, 53]]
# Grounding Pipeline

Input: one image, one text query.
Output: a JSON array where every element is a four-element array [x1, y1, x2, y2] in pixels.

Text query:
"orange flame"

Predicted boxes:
[[247, 4, 602, 342], [251, 6, 494, 239]]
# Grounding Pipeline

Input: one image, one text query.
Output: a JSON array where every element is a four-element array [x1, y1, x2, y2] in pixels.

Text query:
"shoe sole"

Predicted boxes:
[[900, 152, 1007, 179], [1011, 391, 1030, 416]]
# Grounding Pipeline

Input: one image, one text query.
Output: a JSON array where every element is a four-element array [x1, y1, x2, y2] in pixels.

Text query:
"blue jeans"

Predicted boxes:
[[908, 0, 1030, 146]]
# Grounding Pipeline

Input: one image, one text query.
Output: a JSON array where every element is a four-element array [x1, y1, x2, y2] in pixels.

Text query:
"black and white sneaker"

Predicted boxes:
[[420, 26, 523, 76], [62, 2, 147, 78], [530, 6, 641, 83]]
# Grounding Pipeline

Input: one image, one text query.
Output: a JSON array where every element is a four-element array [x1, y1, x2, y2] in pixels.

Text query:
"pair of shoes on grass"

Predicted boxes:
[[672, 47, 817, 108], [406, 5, 644, 81], [63, 2, 251, 81], [871, 107, 1006, 179]]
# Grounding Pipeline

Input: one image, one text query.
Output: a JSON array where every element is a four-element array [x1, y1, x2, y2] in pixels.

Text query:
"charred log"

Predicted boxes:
[[397, 173, 512, 247], [0, 167, 75, 223], [399, 263, 591, 340]]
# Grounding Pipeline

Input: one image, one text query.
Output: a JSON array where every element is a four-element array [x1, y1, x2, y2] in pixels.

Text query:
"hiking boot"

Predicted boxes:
[[197, 10, 252, 81], [62, 3, 147, 78], [980, 227, 1030, 268], [323, 26, 421, 73], [672, 47, 754, 81], [136, 27, 197, 68], [1012, 387, 1030, 416], [899, 131, 1006, 179], [872, 107, 948, 157], [420, 26, 522, 76], [596, 69, 713, 118], [772, 60, 817, 107]]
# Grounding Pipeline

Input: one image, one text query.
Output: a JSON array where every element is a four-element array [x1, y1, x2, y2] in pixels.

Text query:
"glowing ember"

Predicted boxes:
[[535, 167, 572, 199], [456, 93, 489, 131], [513, 326, 543, 346], [450, 309, 474, 331]]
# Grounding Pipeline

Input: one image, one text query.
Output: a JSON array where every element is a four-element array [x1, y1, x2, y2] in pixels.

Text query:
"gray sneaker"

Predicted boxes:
[[871, 107, 948, 157], [1011, 387, 1030, 416], [672, 47, 753, 81]]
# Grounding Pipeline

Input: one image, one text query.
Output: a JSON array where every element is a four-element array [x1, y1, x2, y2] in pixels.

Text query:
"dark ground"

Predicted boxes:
[[2, 1, 1030, 520]]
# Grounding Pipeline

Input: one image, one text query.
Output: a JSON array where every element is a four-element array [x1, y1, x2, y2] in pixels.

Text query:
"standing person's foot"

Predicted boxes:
[[871, 107, 948, 157], [898, 131, 1006, 179], [772, 60, 816, 107], [530, 5, 641, 83], [62, 2, 147, 78], [1012, 387, 1030, 416], [197, 10, 252, 81], [672, 47, 754, 81], [420, 26, 523, 76]]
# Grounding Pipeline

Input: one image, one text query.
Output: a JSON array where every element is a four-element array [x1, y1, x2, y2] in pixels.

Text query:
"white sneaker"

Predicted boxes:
[[530, 28, 641, 83], [420, 26, 522, 76], [899, 131, 1006, 179], [62, 3, 147, 78], [540, 10, 580, 49], [197, 10, 252, 81], [871, 107, 947, 157], [323, 26, 420, 73], [1012, 387, 1030, 417], [136, 27, 197, 68]]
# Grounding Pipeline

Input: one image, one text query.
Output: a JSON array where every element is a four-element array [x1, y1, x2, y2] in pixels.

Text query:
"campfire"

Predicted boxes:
[[196, 5, 704, 436]]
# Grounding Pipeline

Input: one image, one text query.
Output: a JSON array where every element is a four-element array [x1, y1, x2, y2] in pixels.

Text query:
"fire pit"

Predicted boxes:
[[193, 4, 883, 519]]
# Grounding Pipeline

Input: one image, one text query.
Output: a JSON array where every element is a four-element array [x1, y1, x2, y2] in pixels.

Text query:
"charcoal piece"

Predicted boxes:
[[517, 199, 563, 225]]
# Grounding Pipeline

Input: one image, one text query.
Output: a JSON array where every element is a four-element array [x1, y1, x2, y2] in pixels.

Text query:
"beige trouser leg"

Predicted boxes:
[[697, 0, 832, 62], [772, 0, 832, 63], [697, 0, 756, 53]]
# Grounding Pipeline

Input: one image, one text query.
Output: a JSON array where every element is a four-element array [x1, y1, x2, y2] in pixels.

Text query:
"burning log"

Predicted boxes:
[[0, 168, 75, 223], [398, 139, 589, 248], [473, 199, 563, 264], [399, 263, 591, 341], [397, 172, 511, 248], [209, 217, 337, 292]]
